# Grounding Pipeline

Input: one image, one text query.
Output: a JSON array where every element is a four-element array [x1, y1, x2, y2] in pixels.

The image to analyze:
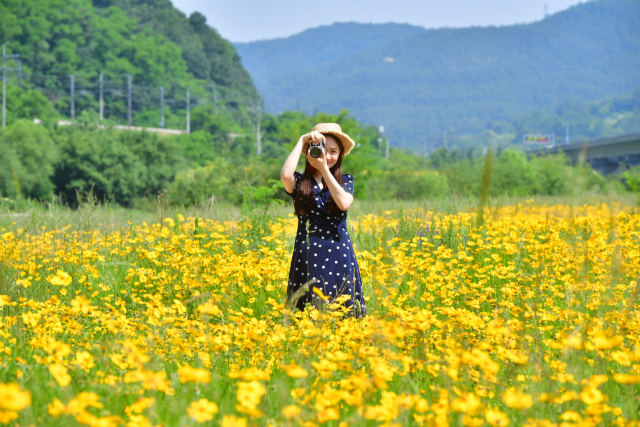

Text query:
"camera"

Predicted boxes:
[[309, 138, 326, 158]]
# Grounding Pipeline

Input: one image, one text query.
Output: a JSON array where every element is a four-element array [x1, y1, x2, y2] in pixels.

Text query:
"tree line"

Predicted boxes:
[[0, 109, 620, 209]]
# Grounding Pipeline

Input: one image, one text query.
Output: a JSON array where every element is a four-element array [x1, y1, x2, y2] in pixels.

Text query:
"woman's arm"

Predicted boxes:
[[307, 148, 353, 211], [281, 131, 324, 194], [280, 138, 304, 194]]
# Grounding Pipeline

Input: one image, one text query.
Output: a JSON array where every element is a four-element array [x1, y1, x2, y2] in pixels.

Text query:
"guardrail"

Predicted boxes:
[[56, 120, 187, 135]]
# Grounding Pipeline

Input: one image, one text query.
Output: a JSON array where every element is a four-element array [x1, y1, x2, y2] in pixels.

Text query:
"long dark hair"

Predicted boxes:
[[294, 136, 344, 217]]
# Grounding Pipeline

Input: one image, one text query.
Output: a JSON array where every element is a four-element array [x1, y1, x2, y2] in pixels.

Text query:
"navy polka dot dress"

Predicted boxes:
[[285, 172, 366, 317]]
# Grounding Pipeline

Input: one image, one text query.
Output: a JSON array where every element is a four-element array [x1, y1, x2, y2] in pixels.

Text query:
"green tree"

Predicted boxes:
[[0, 120, 59, 200]]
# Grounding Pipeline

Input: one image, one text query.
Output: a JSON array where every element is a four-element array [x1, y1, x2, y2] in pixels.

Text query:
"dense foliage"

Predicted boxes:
[[511, 87, 640, 144], [0, 0, 257, 127], [236, 0, 640, 146], [0, 109, 618, 208]]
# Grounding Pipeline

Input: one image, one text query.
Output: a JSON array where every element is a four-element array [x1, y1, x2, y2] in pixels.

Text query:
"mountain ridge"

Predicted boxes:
[[235, 22, 425, 88], [235, 0, 640, 147]]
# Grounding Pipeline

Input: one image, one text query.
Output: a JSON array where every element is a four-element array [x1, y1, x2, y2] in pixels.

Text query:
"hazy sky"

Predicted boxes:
[[170, 0, 586, 43]]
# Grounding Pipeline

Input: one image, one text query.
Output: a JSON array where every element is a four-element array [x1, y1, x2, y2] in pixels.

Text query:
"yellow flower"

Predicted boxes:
[[611, 351, 631, 366], [178, 366, 211, 383], [282, 405, 302, 420], [485, 409, 509, 426], [236, 381, 266, 417], [127, 414, 153, 427], [187, 399, 218, 423], [48, 363, 72, 387], [0, 411, 18, 424], [125, 398, 155, 416], [312, 287, 329, 301], [48, 270, 72, 286], [48, 399, 65, 418], [451, 393, 482, 413], [591, 331, 623, 350], [563, 335, 583, 349], [0, 383, 31, 411], [228, 367, 270, 381], [197, 302, 221, 316], [613, 374, 640, 384], [559, 411, 582, 422], [284, 364, 308, 378], [66, 392, 103, 414], [580, 387, 603, 405], [221, 415, 247, 427], [73, 351, 95, 371], [71, 296, 92, 314], [502, 387, 533, 410]]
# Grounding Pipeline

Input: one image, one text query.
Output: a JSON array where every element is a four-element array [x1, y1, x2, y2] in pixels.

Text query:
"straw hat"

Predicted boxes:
[[303, 123, 356, 156]]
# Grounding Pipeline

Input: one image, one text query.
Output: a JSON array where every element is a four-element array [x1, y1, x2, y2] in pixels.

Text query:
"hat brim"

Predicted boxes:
[[302, 131, 356, 157]]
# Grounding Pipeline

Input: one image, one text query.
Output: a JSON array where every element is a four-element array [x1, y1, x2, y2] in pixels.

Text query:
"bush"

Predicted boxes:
[[166, 158, 284, 206], [366, 170, 450, 200], [0, 120, 59, 200], [52, 127, 185, 206], [166, 158, 237, 206]]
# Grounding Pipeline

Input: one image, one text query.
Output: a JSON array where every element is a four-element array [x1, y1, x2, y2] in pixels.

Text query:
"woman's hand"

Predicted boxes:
[[307, 146, 329, 172], [282, 132, 321, 194], [301, 131, 325, 145]]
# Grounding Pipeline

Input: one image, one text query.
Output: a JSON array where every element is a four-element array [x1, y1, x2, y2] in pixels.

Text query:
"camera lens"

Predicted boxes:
[[310, 146, 322, 158]]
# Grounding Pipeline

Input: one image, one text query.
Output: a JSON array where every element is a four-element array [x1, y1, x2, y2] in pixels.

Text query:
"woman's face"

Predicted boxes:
[[324, 135, 341, 168]]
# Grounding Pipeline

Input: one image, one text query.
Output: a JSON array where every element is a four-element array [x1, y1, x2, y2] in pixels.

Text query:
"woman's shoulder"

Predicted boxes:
[[342, 173, 354, 180]]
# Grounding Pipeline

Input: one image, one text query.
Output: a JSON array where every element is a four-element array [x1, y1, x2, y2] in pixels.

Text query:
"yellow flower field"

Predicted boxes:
[[0, 203, 639, 426]]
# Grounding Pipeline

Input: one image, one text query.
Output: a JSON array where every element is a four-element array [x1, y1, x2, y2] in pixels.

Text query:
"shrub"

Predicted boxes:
[[0, 120, 59, 200], [52, 127, 185, 206], [366, 170, 450, 200]]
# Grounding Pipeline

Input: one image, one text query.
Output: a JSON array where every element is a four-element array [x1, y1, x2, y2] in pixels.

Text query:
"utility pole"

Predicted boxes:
[[250, 100, 254, 136], [70, 74, 75, 119], [126, 74, 132, 127], [99, 71, 103, 121], [159, 87, 164, 128], [386, 138, 390, 159], [256, 99, 262, 156], [212, 84, 217, 115], [1, 43, 20, 128], [378, 125, 384, 157], [2, 43, 6, 128], [186, 86, 190, 134]]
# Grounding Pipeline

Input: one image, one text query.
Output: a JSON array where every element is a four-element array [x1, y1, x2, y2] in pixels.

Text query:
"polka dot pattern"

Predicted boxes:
[[286, 172, 366, 318]]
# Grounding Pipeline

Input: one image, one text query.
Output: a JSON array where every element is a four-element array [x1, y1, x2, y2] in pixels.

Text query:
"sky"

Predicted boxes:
[[170, 0, 586, 43]]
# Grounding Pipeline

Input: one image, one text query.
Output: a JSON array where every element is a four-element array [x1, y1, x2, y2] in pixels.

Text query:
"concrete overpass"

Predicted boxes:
[[547, 132, 640, 175]]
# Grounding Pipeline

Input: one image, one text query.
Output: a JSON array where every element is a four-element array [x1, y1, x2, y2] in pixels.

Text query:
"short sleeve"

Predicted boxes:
[[285, 171, 302, 198], [341, 174, 354, 196]]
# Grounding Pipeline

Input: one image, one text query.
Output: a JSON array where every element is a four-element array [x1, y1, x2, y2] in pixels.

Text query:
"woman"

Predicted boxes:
[[280, 123, 366, 317]]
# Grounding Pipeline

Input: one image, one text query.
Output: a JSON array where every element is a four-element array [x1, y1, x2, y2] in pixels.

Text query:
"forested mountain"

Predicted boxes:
[[235, 23, 424, 88], [0, 0, 257, 125], [94, 0, 256, 98], [236, 0, 640, 148]]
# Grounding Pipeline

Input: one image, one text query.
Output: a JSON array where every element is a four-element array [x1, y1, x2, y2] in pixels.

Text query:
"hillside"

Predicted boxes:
[[0, 0, 257, 126], [94, 0, 256, 99], [236, 0, 640, 147], [235, 23, 424, 88]]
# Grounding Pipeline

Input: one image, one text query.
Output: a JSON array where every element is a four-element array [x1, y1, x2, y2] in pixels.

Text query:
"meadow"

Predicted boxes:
[[0, 195, 639, 427]]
